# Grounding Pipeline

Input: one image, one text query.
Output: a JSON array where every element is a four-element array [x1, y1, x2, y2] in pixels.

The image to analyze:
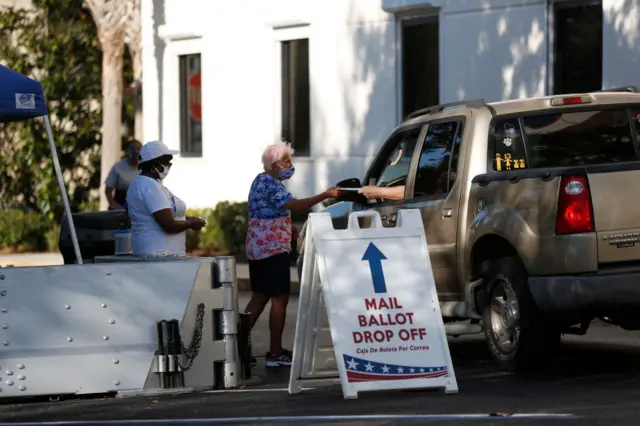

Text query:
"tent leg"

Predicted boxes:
[[44, 115, 83, 265]]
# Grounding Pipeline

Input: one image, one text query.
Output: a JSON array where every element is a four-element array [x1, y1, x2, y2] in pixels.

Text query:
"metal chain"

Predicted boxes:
[[177, 303, 205, 371]]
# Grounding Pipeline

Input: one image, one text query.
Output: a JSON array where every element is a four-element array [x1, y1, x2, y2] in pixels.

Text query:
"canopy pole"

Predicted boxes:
[[44, 115, 83, 265]]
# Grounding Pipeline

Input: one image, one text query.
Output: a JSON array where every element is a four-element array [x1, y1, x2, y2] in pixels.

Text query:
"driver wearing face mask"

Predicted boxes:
[[126, 140, 205, 257]]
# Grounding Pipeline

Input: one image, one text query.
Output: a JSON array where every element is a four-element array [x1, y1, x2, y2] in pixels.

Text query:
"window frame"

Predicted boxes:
[[362, 123, 427, 208], [272, 25, 312, 158], [550, 0, 603, 95], [280, 38, 311, 157], [161, 36, 204, 164], [395, 12, 440, 124], [486, 104, 640, 172], [178, 53, 203, 158], [407, 116, 467, 202]]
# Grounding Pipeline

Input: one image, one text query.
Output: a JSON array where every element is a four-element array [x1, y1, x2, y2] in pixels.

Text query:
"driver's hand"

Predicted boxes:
[[358, 186, 380, 199]]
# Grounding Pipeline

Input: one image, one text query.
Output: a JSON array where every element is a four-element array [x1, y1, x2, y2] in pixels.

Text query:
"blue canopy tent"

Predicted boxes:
[[0, 65, 82, 264]]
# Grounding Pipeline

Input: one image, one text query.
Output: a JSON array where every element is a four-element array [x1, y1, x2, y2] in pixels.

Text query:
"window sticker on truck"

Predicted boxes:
[[495, 153, 525, 171]]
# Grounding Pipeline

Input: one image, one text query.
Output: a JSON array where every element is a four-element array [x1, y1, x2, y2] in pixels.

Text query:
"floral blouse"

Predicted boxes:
[[245, 173, 293, 261]]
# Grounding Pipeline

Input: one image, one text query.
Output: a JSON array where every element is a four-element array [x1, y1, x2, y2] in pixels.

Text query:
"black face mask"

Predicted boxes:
[[128, 149, 140, 162]]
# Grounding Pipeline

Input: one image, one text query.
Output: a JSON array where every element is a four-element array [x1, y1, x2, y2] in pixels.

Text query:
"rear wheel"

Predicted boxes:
[[481, 257, 561, 372]]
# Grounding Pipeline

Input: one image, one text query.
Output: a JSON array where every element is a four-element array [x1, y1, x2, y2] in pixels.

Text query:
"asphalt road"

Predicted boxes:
[[2, 295, 640, 425]]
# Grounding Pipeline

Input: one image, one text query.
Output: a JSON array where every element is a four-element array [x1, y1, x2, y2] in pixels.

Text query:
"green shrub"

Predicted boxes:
[[184, 202, 248, 257], [209, 201, 248, 255], [45, 225, 60, 252], [185, 208, 211, 253], [0, 208, 50, 252], [197, 214, 225, 253]]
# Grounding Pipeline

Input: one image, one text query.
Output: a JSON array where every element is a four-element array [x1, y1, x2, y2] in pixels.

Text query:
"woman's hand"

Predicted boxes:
[[325, 187, 340, 198], [284, 187, 341, 211], [187, 217, 206, 231]]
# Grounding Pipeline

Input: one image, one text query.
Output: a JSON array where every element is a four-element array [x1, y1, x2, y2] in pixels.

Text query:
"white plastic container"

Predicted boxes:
[[113, 229, 133, 255]]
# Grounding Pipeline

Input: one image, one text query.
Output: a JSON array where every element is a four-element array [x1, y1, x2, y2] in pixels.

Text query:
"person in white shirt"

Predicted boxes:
[[126, 140, 205, 257]]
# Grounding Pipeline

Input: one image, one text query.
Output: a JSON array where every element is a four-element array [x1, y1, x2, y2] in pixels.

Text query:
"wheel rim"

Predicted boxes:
[[489, 278, 520, 354]]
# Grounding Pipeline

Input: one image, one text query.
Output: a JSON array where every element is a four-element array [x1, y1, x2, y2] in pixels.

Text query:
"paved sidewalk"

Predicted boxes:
[[0, 252, 63, 267]]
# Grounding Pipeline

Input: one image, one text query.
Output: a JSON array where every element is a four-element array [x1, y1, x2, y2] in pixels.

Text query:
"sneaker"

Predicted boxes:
[[265, 349, 292, 368]]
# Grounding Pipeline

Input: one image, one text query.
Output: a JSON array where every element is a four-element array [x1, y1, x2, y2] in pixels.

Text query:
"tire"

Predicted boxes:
[[481, 256, 561, 373]]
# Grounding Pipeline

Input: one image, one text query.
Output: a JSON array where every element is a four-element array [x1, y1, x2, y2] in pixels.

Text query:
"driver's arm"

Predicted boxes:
[[358, 185, 405, 201]]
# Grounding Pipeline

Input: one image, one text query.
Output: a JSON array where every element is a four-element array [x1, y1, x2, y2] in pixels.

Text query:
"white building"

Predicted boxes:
[[141, 0, 640, 209]]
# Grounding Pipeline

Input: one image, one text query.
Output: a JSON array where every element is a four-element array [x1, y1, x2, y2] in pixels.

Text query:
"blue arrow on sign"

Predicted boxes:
[[362, 242, 388, 294]]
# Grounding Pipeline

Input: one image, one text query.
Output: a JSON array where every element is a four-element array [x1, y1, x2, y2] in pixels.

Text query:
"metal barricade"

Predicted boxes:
[[91, 255, 249, 394]]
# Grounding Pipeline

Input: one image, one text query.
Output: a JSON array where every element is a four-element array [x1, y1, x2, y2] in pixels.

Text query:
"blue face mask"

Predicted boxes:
[[277, 166, 295, 180]]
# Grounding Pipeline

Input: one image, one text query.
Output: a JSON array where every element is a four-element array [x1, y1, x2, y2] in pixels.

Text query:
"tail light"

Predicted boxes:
[[555, 176, 594, 235]]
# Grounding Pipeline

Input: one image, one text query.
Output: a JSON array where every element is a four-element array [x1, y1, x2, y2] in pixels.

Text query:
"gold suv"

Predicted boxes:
[[298, 87, 640, 372]]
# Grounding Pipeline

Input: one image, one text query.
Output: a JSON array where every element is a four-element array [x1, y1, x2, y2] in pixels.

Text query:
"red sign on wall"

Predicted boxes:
[[188, 71, 201, 121]]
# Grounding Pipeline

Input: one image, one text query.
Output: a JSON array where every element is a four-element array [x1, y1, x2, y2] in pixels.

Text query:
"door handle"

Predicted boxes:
[[442, 208, 452, 218]]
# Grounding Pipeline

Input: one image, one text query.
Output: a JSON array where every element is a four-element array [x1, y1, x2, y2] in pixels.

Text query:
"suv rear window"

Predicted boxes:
[[491, 108, 638, 170]]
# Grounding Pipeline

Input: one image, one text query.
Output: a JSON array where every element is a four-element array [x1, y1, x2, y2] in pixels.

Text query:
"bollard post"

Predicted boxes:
[[155, 321, 168, 389], [215, 256, 240, 389], [169, 319, 185, 388], [166, 320, 176, 388], [238, 313, 252, 380]]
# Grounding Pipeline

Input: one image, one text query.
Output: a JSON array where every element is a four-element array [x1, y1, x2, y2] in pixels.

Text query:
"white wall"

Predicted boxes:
[[440, 2, 547, 102], [146, 0, 399, 208], [602, 0, 640, 88], [142, 0, 640, 209]]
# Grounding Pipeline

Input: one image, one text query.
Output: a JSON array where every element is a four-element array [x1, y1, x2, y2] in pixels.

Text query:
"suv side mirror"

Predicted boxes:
[[336, 178, 368, 205]]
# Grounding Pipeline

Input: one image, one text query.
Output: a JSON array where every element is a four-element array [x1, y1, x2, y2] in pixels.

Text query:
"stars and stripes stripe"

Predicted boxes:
[[343, 354, 448, 383]]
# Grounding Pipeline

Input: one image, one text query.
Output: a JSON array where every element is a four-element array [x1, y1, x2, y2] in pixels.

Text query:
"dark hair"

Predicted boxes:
[[138, 154, 172, 172], [127, 139, 142, 150]]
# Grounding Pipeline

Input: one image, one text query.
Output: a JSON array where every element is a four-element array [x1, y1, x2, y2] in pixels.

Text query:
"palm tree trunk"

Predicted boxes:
[[132, 48, 144, 141], [98, 27, 125, 211]]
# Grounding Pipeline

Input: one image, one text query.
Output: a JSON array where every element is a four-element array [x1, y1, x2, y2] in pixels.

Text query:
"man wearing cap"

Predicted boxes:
[[126, 140, 205, 256]]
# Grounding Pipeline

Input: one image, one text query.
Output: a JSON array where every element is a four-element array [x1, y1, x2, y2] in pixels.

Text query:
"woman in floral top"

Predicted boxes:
[[245, 141, 339, 368]]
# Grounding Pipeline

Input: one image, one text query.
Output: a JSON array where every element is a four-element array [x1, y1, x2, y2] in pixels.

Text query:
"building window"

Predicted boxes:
[[281, 38, 310, 157], [553, 0, 603, 94], [179, 54, 202, 157], [402, 16, 439, 118]]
